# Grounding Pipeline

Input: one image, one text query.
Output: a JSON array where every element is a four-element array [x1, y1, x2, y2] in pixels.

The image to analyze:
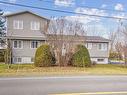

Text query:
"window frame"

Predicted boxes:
[[87, 43, 92, 49], [13, 40, 23, 49], [13, 57, 22, 63], [30, 41, 39, 49], [97, 58, 104, 62], [13, 20, 23, 29], [98, 43, 108, 51], [30, 21, 40, 30]]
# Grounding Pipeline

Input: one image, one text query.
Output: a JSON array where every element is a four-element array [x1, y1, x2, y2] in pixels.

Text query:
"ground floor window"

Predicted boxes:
[[97, 59, 104, 62], [13, 57, 22, 63]]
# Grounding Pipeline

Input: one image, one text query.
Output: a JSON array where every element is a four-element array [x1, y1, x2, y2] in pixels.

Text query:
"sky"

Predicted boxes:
[[0, 0, 127, 38]]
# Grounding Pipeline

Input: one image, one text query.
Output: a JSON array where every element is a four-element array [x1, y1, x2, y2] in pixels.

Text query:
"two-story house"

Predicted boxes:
[[5, 11, 110, 64]]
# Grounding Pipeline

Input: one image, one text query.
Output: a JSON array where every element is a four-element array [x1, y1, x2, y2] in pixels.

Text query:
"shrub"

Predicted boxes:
[[34, 44, 55, 67], [0, 50, 5, 62], [109, 52, 123, 60], [71, 45, 91, 67]]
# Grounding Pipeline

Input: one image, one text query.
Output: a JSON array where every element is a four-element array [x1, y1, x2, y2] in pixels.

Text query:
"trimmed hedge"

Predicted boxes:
[[71, 45, 91, 67], [34, 44, 55, 67]]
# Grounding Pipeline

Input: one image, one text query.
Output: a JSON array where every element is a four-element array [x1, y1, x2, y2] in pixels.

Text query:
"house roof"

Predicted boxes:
[[85, 36, 110, 42], [47, 34, 110, 43], [4, 10, 49, 21], [7, 34, 110, 43]]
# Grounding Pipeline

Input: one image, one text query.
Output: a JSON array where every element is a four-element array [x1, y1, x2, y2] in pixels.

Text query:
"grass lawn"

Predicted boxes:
[[0, 63, 127, 77]]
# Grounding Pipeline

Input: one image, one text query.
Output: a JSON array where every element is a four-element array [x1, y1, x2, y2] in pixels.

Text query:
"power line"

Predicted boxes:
[[40, 0, 126, 13], [0, 1, 127, 20]]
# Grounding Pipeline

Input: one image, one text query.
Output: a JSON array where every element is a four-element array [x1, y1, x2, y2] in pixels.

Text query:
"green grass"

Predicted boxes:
[[0, 63, 127, 77]]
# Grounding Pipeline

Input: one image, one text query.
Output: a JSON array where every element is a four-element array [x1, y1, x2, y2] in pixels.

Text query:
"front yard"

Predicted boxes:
[[0, 63, 127, 77]]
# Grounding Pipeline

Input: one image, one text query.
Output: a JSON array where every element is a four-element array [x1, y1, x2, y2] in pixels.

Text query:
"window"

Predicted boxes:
[[31, 21, 40, 30], [13, 57, 22, 63], [87, 43, 92, 49], [31, 41, 38, 48], [98, 43, 107, 51], [97, 59, 104, 62], [13, 40, 23, 49], [13, 20, 23, 29], [98, 43, 102, 50], [103, 43, 108, 50]]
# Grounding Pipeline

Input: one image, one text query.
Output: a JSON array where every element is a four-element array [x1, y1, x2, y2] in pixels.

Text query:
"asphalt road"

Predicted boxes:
[[0, 76, 127, 95]]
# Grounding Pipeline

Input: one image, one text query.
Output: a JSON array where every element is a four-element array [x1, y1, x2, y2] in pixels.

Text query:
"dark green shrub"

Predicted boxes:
[[71, 45, 91, 67], [34, 44, 55, 67], [0, 50, 5, 62]]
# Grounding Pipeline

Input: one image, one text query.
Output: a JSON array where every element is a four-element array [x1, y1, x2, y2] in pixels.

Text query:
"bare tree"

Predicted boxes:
[[108, 31, 117, 52], [122, 26, 127, 66], [47, 17, 86, 66], [115, 42, 123, 60]]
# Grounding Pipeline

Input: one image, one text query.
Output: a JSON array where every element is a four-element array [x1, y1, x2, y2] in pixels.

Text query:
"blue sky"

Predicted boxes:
[[0, 0, 127, 17], [0, 0, 127, 37]]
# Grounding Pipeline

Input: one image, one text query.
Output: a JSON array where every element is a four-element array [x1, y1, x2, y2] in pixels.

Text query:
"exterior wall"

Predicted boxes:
[[6, 12, 47, 38], [86, 42, 109, 64], [10, 40, 45, 64], [91, 58, 109, 64], [86, 42, 109, 57]]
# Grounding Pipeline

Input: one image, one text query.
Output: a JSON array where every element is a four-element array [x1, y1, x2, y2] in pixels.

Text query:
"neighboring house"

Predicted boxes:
[[5, 11, 110, 64]]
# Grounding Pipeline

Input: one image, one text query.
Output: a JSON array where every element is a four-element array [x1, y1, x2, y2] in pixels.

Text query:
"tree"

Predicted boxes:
[[122, 26, 127, 66], [0, 10, 6, 63], [0, 9, 6, 44], [34, 44, 55, 67], [0, 10, 12, 69], [108, 31, 117, 52], [47, 17, 86, 66], [71, 45, 91, 67]]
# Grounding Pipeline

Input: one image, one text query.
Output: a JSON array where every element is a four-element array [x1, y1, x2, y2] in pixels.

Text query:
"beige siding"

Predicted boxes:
[[7, 12, 47, 37], [11, 40, 45, 57]]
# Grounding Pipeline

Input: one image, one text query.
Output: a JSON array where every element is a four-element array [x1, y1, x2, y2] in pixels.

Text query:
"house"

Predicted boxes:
[[5, 11, 110, 64]]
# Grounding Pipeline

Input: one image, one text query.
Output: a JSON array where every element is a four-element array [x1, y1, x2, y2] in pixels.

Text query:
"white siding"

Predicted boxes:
[[91, 58, 108, 64]]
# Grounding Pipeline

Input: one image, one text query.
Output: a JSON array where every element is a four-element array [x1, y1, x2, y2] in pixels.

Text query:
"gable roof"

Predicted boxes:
[[4, 10, 49, 20]]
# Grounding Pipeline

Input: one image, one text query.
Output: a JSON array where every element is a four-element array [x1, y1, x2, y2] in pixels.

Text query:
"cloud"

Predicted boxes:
[[65, 15, 100, 24], [114, 3, 124, 11], [9, 0, 16, 3], [54, 0, 75, 7], [112, 13, 126, 19], [75, 7, 107, 16], [101, 4, 107, 8], [4, 11, 11, 15], [65, 7, 108, 24]]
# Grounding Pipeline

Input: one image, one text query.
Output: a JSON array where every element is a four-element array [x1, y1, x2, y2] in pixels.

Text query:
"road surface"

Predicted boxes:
[[0, 76, 127, 95]]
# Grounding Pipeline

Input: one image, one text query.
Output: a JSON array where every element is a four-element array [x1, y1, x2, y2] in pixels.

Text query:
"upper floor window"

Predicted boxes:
[[13, 40, 23, 49], [31, 21, 40, 30], [98, 43, 107, 51], [30, 41, 38, 49], [13, 20, 23, 29]]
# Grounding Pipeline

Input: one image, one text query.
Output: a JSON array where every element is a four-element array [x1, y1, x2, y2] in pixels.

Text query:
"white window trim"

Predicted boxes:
[[13, 57, 22, 63], [13, 40, 23, 49], [97, 58, 105, 62], [30, 41, 39, 49], [30, 21, 40, 30], [98, 43, 107, 51], [13, 20, 23, 29], [87, 43, 92, 49]]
